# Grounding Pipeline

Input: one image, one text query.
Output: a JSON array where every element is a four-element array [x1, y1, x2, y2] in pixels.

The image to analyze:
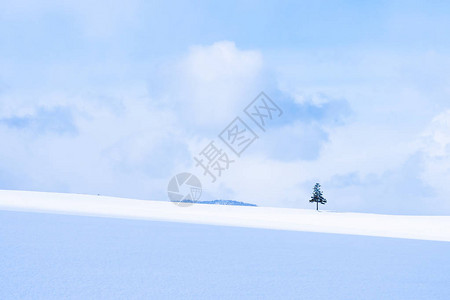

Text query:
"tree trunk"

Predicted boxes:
[[316, 202, 318, 211]]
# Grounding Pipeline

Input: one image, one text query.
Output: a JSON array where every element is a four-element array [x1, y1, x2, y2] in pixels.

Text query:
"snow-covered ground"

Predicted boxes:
[[1, 190, 450, 299], [1, 190, 450, 241]]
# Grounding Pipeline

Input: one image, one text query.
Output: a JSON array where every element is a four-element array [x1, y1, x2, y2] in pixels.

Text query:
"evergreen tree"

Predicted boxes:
[[310, 183, 327, 211]]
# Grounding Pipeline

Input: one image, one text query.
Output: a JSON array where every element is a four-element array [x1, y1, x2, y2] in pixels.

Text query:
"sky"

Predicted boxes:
[[1, 0, 450, 214]]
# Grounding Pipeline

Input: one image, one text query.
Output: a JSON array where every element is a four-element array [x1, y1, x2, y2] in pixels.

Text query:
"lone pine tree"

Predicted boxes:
[[310, 183, 327, 211]]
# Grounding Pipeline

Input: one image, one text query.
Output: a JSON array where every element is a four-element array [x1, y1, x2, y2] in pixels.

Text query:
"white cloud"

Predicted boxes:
[[0, 84, 184, 200], [2, 37, 450, 214], [420, 110, 450, 210], [172, 41, 264, 127], [0, 40, 267, 203], [187, 48, 450, 213]]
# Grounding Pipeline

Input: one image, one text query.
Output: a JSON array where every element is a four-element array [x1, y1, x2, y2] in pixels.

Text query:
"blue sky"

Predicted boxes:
[[1, 0, 450, 214]]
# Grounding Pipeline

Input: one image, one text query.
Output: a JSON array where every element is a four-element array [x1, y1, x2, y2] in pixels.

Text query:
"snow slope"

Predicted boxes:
[[1, 190, 450, 242], [1, 190, 450, 299], [2, 209, 450, 300]]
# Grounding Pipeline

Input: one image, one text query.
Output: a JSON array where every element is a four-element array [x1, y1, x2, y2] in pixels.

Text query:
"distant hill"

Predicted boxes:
[[180, 199, 257, 206], [196, 199, 257, 207]]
